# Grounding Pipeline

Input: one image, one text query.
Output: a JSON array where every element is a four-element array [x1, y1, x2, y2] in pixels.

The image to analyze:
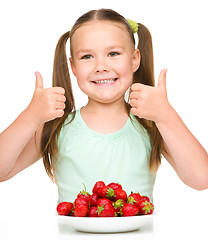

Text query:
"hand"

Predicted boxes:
[[26, 72, 66, 126], [129, 69, 171, 123]]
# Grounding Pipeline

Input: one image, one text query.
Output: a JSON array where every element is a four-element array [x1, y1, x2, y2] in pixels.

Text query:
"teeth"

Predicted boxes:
[[95, 78, 116, 84]]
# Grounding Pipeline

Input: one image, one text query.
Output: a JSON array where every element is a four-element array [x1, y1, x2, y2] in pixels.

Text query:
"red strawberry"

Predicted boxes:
[[97, 204, 116, 217], [92, 181, 105, 194], [114, 189, 127, 201], [113, 199, 127, 215], [121, 203, 139, 217], [88, 206, 98, 217], [97, 198, 112, 207], [107, 182, 122, 190], [140, 195, 150, 202], [74, 204, 88, 217], [57, 202, 73, 216], [77, 183, 91, 202], [74, 197, 89, 208], [137, 201, 154, 215], [127, 192, 142, 207], [90, 193, 100, 206], [97, 186, 115, 199]]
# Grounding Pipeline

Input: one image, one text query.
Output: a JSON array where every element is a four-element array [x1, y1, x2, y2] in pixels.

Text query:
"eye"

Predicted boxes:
[[108, 52, 119, 57], [81, 54, 93, 59]]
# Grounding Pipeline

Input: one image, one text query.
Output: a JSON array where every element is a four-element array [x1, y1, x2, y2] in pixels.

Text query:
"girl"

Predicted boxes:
[[0, 9, 207, 203]]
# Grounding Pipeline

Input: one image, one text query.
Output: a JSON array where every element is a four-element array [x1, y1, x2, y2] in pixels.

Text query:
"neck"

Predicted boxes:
[[80, 98, 130, 134], [83, 98, 128, 115]]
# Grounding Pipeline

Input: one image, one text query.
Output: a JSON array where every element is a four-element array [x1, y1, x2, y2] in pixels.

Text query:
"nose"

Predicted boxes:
[[95, 57, 109, 73]]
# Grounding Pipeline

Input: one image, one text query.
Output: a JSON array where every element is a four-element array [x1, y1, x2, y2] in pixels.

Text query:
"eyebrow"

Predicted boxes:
[[76, 49, 92, 55], [76, 45, 125, 55], [106, 45, 125, 51]]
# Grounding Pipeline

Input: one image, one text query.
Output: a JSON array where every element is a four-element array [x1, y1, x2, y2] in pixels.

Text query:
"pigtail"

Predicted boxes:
[[130, 23, 164, 172], [133, 23, 154, 86], [41, 31, 75, 181]]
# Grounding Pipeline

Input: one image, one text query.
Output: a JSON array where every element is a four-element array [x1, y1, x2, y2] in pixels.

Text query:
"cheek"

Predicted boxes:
[[116, 56, 134, 74], [74, 63, 91, 82], [75, 65, 92, 93], [117, 61, 134, 82]]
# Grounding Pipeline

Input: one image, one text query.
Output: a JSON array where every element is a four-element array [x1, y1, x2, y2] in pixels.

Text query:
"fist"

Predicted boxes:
[[27, 72, 66, 126], [129, 69, 170, 123]]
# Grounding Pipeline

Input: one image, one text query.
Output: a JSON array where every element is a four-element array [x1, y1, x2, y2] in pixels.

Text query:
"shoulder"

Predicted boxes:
[[63, 111, 76, 126], [130, 113, 149, 135], [58, 110, 77, 142], [129, 112, 151, 146]]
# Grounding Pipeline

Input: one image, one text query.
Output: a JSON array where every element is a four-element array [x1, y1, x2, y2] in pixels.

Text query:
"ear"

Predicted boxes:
[[69, 57, 76, 76], [132, 49, 140, 73]]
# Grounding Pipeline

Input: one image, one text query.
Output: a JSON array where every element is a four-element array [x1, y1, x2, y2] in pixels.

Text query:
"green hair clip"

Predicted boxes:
[[126, 19, 138, 33]]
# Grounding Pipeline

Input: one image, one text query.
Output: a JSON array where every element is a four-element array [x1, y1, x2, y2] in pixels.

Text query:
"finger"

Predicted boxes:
[[157, 68, 167, 88], [52, 87, 65, 95], [55, 102, 66, 110], [129, 99, 138, 108], [131, 83, 144, 91], [130, 107, 138, 116], [56, 94, 66, 103], [55, 109, 65, 118], [35, 71, 44, 89], [130, 91, 139, 100]]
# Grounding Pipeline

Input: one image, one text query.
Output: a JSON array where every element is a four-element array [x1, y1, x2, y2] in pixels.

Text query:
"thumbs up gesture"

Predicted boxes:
[[26, 72, 66, 127], [130, 69, 170, 123]]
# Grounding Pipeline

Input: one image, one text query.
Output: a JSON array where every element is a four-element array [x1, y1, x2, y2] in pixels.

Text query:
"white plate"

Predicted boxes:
[[57, 214, 154, 233]]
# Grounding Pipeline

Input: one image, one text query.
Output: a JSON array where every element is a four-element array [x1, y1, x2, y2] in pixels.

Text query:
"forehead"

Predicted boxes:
[[70, 20, 133, 53]]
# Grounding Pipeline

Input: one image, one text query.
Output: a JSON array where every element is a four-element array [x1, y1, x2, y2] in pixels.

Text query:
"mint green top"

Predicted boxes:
[[55, 109, 156, 203]]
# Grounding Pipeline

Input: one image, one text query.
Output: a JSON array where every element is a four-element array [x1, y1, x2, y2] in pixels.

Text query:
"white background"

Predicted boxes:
[[0, 0, 207, 239]]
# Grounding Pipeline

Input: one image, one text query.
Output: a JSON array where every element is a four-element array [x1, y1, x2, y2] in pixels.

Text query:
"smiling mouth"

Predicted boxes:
[[92, 78, 118, 84]]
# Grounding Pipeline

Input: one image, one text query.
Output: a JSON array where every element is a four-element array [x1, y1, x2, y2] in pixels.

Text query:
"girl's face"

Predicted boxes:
[[70, 20, 140, 105]]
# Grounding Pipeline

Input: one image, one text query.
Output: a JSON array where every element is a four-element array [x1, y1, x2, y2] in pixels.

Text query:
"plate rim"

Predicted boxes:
[[57, 213, 154, 233]]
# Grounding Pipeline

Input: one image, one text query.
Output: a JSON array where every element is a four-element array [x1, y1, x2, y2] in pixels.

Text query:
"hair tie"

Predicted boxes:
[[126, 19, 138, 33]]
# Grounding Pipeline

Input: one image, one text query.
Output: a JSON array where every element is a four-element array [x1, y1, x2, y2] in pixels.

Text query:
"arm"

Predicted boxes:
[[0, 111, 42, 181], [156, 104, 208, 190], [0, 72, 66, 181], [130, 69, 208, 190]]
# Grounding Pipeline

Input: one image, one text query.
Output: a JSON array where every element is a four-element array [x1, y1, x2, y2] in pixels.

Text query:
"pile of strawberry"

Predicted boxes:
[[57, 181, 154, 217]]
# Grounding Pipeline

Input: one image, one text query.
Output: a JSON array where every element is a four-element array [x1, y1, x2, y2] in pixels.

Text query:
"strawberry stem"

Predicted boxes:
[[107, 187, 115, 198], [82, 183, 86, 192]]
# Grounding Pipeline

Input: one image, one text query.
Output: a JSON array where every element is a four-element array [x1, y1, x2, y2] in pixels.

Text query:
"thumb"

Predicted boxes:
[[35, 71, 43, 89], [157, 68, 167, 88]]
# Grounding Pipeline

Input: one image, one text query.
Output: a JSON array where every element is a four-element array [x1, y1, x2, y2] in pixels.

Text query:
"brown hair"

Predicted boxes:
[[41, 8, 164, 181]]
